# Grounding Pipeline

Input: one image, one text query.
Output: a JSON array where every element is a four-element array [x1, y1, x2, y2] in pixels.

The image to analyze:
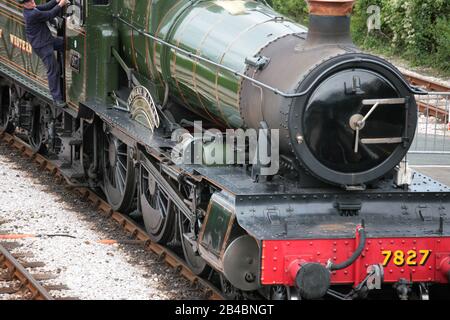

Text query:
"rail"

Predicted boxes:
[[0, 242, 54, 300]]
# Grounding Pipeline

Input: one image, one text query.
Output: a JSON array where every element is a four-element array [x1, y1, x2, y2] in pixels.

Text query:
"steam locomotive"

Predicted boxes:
[[0, 0, 448, 300]]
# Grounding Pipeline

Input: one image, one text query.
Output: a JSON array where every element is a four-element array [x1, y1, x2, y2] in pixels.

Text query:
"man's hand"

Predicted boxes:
[[58, 0, 68, 7]]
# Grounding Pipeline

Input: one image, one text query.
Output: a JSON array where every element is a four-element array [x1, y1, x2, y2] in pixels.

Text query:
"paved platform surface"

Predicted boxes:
[[412, 166, 450, 187], [408, 133, 450, 186]]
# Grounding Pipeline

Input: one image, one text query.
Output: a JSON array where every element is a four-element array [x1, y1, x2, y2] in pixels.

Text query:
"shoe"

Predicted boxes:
[[54, 100, 67, 108]]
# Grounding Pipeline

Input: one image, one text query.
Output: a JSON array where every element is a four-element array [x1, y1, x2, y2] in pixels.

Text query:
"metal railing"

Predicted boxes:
[[409, 92, 450, 155]]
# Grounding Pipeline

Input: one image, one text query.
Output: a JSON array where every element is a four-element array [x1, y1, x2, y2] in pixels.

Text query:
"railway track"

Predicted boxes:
[[0, 242, 54, 300], [0, 131, 224, 301], [404, 73, 450, 93], [404, 73, 450, 121]]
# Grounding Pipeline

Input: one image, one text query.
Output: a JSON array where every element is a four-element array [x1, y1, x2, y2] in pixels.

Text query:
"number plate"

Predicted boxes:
[[381, 249, 432, 267]]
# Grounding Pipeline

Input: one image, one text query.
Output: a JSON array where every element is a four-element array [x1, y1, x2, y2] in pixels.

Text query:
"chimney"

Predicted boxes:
[[305, 0, 356, 46]]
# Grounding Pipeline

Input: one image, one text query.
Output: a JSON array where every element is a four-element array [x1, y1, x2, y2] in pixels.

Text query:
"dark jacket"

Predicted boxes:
[[23, 0, 62, 49]]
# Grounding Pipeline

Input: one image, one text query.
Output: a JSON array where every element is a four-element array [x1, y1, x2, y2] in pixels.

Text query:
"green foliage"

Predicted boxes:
[[272, 0, 450, 74], [272, 0, 309, 24]]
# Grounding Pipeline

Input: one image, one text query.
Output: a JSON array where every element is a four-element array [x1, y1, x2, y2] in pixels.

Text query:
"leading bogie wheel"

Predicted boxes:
[[177, 208, 210, 276]]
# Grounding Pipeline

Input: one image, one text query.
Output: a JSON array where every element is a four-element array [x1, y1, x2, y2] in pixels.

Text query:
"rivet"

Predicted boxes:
[[317, 252, 321, 256], [389, 269, 393, 273], [273, 267, 277, 271], [344, 271, 348, 275]]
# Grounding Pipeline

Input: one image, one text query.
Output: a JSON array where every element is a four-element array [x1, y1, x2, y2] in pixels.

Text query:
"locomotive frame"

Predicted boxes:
[[0, 0, 449, 300]]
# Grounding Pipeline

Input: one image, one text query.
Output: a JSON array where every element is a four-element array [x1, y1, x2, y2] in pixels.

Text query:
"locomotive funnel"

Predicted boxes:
[[306, 0, 355, 16]]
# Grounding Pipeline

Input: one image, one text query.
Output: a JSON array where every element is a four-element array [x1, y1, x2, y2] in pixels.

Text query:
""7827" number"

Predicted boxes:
[[381, 250, 431, 267]]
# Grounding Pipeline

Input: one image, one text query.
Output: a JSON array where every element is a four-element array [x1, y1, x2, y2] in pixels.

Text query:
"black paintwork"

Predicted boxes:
[[189, 165, 450, 240], [303, 68, 404, 173], [90, 98, 449, 241], [290, 55, 417, 186]]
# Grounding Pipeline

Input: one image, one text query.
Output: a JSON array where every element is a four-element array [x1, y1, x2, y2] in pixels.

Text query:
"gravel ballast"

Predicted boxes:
[[0, 142, 206, 300]]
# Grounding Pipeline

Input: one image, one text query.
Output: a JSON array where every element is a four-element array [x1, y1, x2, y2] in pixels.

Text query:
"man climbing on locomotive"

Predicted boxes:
[[18, 0, 68, 108]]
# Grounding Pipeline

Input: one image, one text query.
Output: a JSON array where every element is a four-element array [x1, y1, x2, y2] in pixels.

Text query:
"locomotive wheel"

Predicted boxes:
[[0, 86, 14, 134], [177, 209, 210, 276], [140, 165, 175, 244], [101, 128, 136, 213], [29, 106, 48, 153]]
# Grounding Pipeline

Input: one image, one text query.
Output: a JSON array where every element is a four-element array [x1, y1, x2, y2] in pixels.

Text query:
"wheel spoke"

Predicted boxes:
[[117, 158, 127, 171], [116, 167, 125, 192]]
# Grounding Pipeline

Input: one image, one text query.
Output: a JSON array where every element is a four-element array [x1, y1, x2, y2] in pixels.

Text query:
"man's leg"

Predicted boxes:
[[53, 37, 64, 54], [35, 45, 63, 104]]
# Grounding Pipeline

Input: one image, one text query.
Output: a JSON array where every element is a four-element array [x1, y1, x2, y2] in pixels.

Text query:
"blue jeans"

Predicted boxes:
[[33, 37, 64, 103]]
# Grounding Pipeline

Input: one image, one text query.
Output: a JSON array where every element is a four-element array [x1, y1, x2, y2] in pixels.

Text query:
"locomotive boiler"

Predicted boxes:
[[0, 0, 448, 300], [115, 0, 418, 187]]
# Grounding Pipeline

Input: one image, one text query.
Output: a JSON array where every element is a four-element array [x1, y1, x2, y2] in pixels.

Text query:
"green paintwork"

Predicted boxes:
[[0, 0, 306, 124], [0, 0, 49, 92], [66, 2, 119, 105], [200, 192, 234, 257], [114, 0, 306, 127]]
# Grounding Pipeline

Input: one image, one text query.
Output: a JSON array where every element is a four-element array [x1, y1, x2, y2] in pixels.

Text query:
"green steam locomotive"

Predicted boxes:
[[0, 0, 448, 300]]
